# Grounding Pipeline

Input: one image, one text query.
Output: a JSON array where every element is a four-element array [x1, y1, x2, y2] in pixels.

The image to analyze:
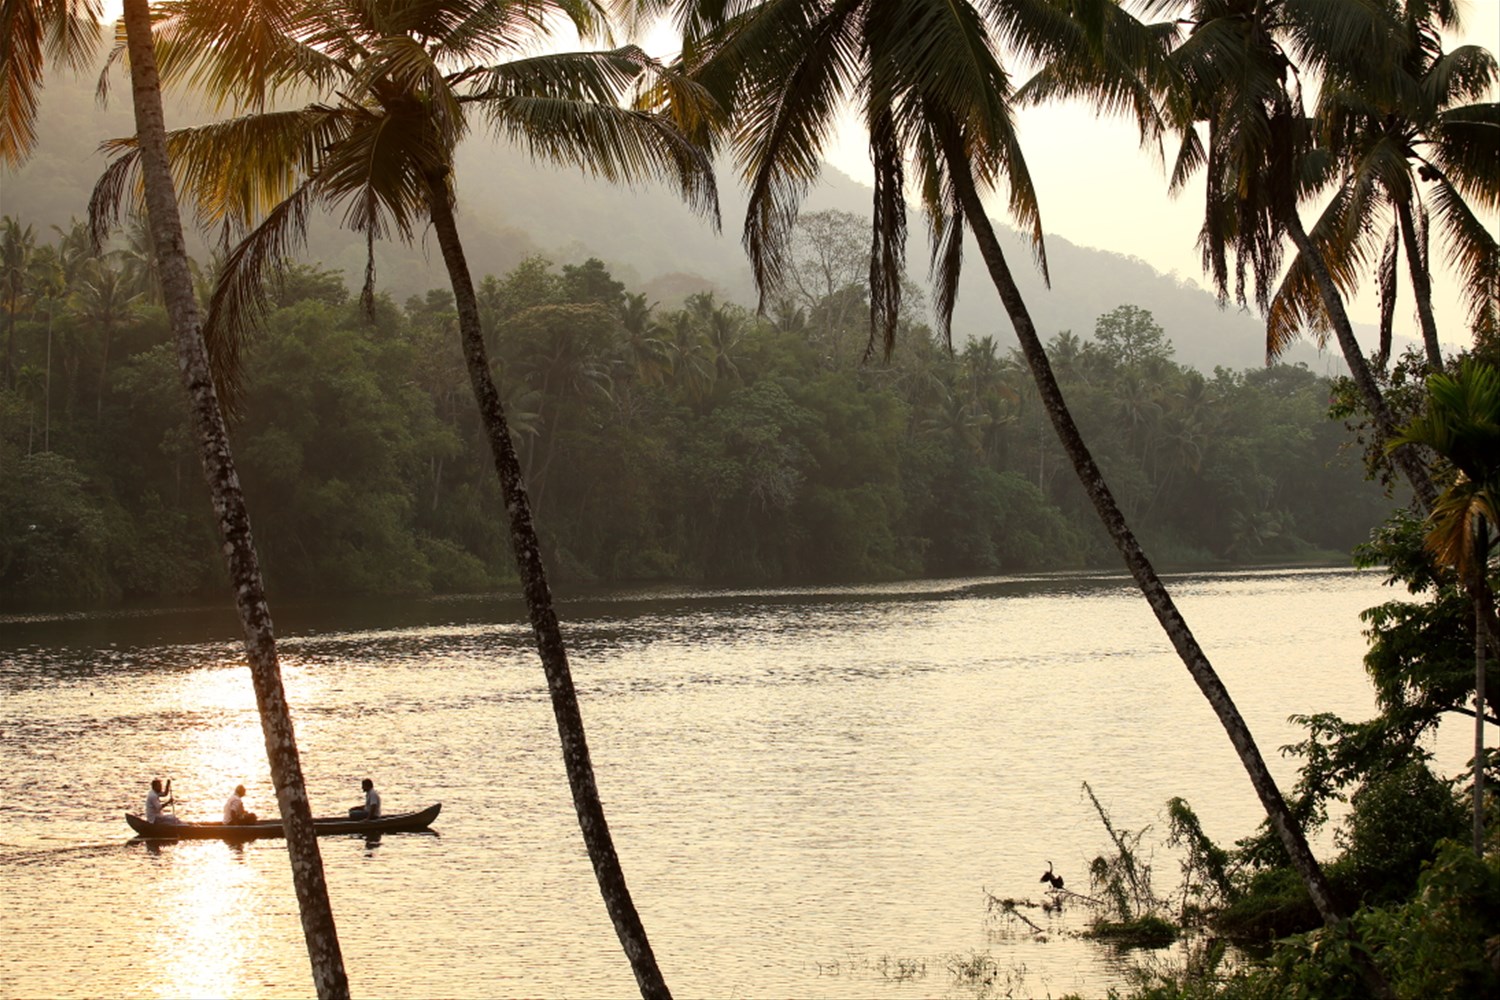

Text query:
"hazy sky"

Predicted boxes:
[[99, 0, 1499, 345]]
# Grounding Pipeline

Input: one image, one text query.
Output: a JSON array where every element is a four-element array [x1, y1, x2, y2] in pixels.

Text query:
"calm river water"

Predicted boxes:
[[0, 568, 1463, 998]]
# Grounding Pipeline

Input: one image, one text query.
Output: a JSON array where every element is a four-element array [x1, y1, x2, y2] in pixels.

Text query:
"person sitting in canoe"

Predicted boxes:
[[348, 778, 381, 820], [223, 784, 258, 825], [145, 778, 180, 824]]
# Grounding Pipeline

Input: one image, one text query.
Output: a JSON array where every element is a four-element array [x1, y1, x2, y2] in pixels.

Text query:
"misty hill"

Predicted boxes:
[[6, 69, 1341, 373]]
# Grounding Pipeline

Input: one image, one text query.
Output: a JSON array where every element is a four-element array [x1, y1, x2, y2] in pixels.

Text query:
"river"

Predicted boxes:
[[0, 567, 1459, 998]]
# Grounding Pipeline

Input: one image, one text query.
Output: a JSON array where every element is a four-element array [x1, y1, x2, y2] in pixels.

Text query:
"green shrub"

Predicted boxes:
[[1338, 762, 1467, 905]]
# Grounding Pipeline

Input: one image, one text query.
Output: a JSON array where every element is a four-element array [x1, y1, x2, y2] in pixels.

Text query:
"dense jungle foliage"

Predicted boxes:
[[0, 213, 1392, 604]]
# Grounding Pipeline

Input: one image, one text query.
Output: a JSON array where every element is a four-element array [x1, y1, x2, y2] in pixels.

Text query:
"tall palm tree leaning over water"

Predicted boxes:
[[90, 2, 720, 996], [663, 0, 1391, 988], [3, 2, 350, 997]]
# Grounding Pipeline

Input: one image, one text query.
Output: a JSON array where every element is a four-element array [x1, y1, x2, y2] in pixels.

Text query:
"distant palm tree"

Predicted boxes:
[[1, 217, 37, 390], [1391, 360, 1500, 856], [26, 240, 68, 451], [93, 3, 718, 994], [662, 309, 712, 400], [674, 0, 1366, 952], [701, 297, 745, 383], [70, 257, 141, 419], [115, 213, 168, 303], [619, 292, 669, 384]]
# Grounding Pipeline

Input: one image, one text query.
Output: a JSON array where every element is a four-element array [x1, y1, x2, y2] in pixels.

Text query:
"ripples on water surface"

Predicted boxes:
[[0, 568, 1460, 998]]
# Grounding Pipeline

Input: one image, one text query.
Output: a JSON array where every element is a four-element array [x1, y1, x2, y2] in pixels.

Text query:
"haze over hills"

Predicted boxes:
[[5, 69, 1354, 373]]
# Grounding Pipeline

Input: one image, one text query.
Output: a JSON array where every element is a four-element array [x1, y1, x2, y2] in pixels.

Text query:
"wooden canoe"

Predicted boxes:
[[126, 802, 441, 840]]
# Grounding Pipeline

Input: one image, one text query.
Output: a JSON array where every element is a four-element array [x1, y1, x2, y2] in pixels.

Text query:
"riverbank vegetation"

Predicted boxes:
[[0, 226, 1390, 604], [1007, 471, 1500, 997]]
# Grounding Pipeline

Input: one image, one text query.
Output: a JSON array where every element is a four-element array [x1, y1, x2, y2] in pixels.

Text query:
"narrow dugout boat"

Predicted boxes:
[[126, 802, 441, 840]]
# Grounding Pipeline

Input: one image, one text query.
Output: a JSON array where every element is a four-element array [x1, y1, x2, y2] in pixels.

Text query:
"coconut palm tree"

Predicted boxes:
[[1269, 0, 1500, 372], [1391, 359, 1500, 856], [2, 0, 349, 994], [70, 255, 141, 419], [1148, 0, 1439, 510], [113, 3, 351, 995], [9, 3, 350, 993], [1, 217, 37, 390], [619, 291, 669, 384], [670, 0, 1372, 958], [92, 3, 718, 995]]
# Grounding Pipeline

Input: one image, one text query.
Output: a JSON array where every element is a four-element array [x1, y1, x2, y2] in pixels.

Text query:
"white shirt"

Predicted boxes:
[[145, 789, 165, 823], [365, 788, 381, 818], [224, 794, 244, 824]]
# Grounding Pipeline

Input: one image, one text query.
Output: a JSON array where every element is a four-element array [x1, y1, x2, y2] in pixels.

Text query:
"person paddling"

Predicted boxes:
[[223, 784, 258, 825], [145, 778, 181, 824], [348, 778, 381, 820]]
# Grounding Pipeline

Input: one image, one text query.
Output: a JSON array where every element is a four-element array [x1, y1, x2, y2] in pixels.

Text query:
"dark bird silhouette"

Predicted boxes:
[[1040, 861, 1064, 890]]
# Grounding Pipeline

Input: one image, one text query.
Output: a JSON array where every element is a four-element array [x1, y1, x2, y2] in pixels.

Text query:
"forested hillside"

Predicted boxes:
[[3, 67, 1343, 374], [0, 221, 1392, 604]]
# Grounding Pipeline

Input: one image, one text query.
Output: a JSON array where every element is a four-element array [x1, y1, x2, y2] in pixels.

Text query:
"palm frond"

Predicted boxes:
[[1422, 44, 1499, 110], [86, 147, 139, 251], [1392, 360, 1500, 574], [458, 46, 652, 105], [1429, 174, 1500, 341], [360, 33, 466, 145], [95, 106, 353, 237], [1279, 0, 1403, 79], [1009, 0, 1178, 151], [1264, 180, 1370, 358], [870, 0, 1011, 145], [0, 0, 102, 163], [1422, 481, 1497, 577], [870, 0, 1047, 282], [1166, 125, 1204, 193], [443, 0, 607, 59], [1428, 103, 1500, 215], [480, 94, 718, 224], [866, 101, 906, 359], [151, 0, 346, 109], [1376, 220, 1399, 368], [910, 114, 964, 350], [730, 0, 862, 302], [321, 107, 436, 244], [203, 178, 319, 409], [630, 48, 726, 150]]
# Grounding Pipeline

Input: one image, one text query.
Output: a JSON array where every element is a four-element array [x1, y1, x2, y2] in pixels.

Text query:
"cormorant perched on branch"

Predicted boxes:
[[1040, 861, 1064, 890]]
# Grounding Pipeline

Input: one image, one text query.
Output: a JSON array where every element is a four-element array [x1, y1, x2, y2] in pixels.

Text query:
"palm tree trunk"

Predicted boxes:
[[43, 305, 51, 451], [421, 167, 670, 1000], [1283, 212, 1438, 511], [1396, 199, 1443, 372], [1473, 515, 1490, 857], [1475, 594, 1488, 857], [97, 319, 110, 422], [118, 5, 349, 997], [937, 123, 1350, 926]]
